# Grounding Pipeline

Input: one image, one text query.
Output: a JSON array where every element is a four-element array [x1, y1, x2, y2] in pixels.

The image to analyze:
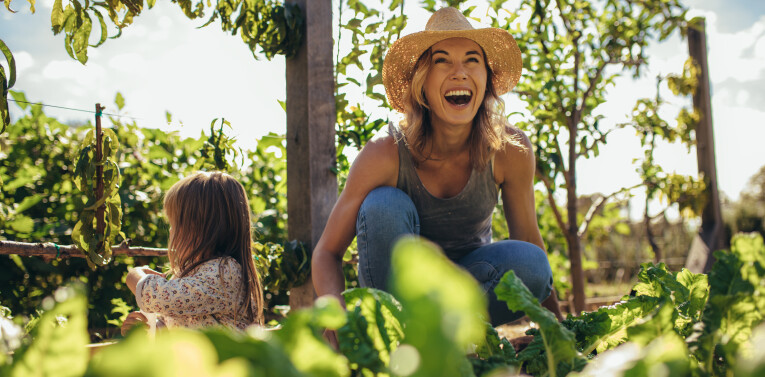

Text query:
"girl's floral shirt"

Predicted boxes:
[[135, 257, 255, 330]]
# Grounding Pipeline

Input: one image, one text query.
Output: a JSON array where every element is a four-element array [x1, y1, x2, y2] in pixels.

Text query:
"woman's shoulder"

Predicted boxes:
[[494, 126, 535, 184], [349, 125, 399, 183], [500, 126, 533, 154]]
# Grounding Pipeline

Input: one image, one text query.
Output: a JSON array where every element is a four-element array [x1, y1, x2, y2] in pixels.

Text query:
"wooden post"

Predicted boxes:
[[95, 104, 106, 246], [685, 18, 725, 273], [285, 0, 337, 310]]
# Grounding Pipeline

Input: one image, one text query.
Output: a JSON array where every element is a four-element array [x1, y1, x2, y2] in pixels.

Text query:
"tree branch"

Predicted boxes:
[[553, 132, 570, 188], [577, 183, 642, 238], [0, 240, 167, 259], [577, 59, 609, 115], [537, 171, 568, 232]]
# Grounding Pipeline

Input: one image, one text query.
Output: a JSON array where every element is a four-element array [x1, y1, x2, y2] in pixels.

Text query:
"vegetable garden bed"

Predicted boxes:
[[2, 233, 764, 377]]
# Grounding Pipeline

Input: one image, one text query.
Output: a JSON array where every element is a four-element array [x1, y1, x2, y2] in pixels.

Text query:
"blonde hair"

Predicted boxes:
[[163, 171, 264, 325], [400, 47, 523, 170]]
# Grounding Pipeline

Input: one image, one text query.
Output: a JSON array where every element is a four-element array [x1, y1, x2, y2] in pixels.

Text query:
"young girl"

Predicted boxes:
[[122, 171, 264, 334]]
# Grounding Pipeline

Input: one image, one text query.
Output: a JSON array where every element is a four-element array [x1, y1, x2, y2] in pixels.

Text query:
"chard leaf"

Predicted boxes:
[[340, 287, 404, 373], [692, 233, 765, 376], [390, 237, 486, 377], [568, 333, 690, 377], [495, 270, 585, 377], [625, 303, 677, 346], [274, 304, 350, 377], [200, 328, 304, 377]]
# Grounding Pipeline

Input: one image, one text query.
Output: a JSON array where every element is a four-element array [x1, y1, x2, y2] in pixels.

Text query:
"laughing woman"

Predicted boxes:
[[312, 7, 563, 340]]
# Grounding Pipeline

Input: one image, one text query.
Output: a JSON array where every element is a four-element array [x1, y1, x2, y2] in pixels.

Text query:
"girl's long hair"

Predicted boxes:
[[400, 47, 523, 170], [163, 171, 264, 325]]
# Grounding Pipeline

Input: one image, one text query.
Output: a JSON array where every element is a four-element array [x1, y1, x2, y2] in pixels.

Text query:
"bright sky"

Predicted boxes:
[[1, 0, 764, 208]]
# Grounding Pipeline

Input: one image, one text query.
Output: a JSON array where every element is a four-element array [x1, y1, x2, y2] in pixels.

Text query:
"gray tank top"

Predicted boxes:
[[390, 125, 499, 260]]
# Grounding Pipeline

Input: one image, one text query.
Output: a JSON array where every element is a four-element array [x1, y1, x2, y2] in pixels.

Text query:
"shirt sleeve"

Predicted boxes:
[[135, 260, 243, 317]]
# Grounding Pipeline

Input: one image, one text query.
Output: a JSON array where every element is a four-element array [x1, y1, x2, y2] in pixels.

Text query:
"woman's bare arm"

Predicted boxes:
[[495, 130, 565, 321], [311, 135, 399, 303]]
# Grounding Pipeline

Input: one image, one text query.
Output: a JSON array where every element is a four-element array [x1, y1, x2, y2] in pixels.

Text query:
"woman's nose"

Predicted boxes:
[[450, 63, 468, 80]]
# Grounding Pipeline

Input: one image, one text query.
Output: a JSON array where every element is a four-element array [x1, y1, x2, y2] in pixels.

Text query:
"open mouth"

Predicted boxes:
[[444, 89, 472, 106]]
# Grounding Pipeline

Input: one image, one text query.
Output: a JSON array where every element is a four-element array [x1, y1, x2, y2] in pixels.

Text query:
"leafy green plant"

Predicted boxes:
[[253, 240, 310, 305], [71, 126, 123, 268]]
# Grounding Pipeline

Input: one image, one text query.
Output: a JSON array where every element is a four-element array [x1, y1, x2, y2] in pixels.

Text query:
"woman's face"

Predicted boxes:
[[423, 37, 487, 129]]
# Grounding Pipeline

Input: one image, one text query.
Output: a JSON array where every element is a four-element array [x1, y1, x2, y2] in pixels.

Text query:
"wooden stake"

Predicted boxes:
[[285, 0, 337, 310], [95, 103, 106, 245], [686, 18, 725, 273]]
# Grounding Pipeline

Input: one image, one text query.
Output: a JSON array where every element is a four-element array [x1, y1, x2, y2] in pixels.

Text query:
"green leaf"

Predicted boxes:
[[389, 237, 486, 377], [496, 271, 586, 377], [0, 38, 16, 90], [51, 0, 65, 33], [114, 92, 125, 110], [200, 328, 304, 377], [7, 215, 34, 233], [90, 8, 108, 48], [9, 285, 89, 377], [14, 194, 42, 214], [340, 288, 405, 373], [274, 308, 351, 377]]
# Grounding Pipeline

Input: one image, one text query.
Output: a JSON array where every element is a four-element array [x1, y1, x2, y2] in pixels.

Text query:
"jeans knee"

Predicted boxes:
[[358, 187, 417, 223], [525, 245, 553, 301]]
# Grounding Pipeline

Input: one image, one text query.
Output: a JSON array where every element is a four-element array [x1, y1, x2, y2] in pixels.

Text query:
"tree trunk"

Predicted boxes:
[[567, 117, 586, 314], [644, 203, 662, 263]]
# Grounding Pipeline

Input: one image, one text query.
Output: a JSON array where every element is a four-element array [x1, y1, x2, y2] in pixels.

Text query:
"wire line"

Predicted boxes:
[[8, 99, 142, 120]]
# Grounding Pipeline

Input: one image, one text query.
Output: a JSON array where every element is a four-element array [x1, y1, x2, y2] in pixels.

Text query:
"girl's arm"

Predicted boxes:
[[126, 266, 165, 294], [311, 135, 399, 304], [495, 129, 564, 321]]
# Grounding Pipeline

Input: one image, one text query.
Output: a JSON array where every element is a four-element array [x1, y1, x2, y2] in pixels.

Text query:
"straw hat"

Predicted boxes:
[[382, 7, 522, 113]]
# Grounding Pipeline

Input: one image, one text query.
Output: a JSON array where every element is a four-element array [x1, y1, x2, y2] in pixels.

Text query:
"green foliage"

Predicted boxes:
[[253, 240, 310, 305], [32, 0, 303, 64], [333, 0, 404, 185], [496, 271, 587, 377], [691, 233, 765, 376], [3, 284, 89, 377]]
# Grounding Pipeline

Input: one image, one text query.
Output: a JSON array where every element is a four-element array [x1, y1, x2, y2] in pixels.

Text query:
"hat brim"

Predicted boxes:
[[382, 28, 522, 113]]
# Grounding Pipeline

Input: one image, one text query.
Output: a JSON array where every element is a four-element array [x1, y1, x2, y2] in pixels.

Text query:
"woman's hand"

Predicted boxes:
[[120, 311, 148, 336], [323, 329, 339, 351]]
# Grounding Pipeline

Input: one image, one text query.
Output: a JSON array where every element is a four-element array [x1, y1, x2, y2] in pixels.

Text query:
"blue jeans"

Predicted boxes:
[[356, 186, 553, 326]]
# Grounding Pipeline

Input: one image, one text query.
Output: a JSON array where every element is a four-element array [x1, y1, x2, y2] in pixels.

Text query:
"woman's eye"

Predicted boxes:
[[467, 57, 480, 63], [434, 57, 447, 64]]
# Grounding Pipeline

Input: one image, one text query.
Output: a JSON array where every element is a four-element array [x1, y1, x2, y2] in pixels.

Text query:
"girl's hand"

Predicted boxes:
[[126, 266, 165, 294], [136, 266, 166, 277], [120, 311, 148, 336]]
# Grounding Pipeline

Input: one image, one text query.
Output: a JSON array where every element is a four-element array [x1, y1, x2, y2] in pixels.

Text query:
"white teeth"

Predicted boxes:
[[445, 90, 472, 97]]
